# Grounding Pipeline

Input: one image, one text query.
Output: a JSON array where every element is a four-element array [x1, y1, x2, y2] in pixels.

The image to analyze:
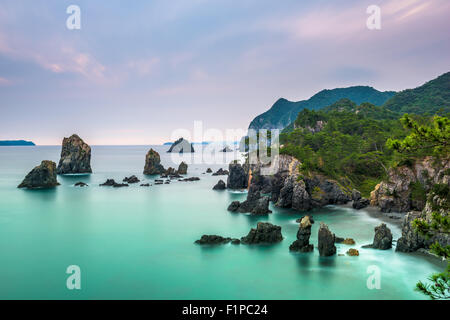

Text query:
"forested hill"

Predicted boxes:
[[383, 71, 450, 115], [248, 86, 395, 130]]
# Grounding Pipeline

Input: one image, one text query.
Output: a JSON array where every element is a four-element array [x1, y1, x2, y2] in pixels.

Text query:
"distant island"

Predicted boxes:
[[0, 140, 35, 146]]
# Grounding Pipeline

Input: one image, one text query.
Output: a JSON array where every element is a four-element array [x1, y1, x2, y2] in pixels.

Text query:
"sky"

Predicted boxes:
[[0, 0, 449, 145]]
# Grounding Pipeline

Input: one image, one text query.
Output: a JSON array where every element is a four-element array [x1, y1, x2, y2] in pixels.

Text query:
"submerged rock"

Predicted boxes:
[[241, 222, 283, 244], [18, 161, 60, 189], [140, 183, 151, 187], [227, 161, 248, 189], [181, 177, 200, 182], [123, 175, 140, 184], [99, 179, 129, 188], [318, 223, 336, 256], [289, 215, 314, 252], [167, 138, 195, 153], [362, 223, 392, 250], [335, 237, 355, 245], [177, 162, 188, 175], [195, 235, 240, 245], [213, 180, 226, 190], [212, 168, 229, 176], [347, 248, 359, 256], [74, 182, 88, 187], [143, 149, 165, 175], [56, 134, 92, 174]]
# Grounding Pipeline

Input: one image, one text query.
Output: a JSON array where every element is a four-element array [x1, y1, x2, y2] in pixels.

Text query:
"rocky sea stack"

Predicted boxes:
[[362, 223, 393, 250], [227, 185, 271, 214], [241, 222, 283, 244], [289, 215, 314, 252], [177, 161, 188, 175], [144, 149, 165, 175], [227, 161, 248, 189], [18, 160, 59, 189], [167, 138, 195, 153], [56, 134, 92, 174], [318, 223, 336, 256]]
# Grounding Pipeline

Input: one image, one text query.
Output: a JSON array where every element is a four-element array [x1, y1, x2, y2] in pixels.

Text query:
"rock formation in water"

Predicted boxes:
[[318, 223, 336, 256], [206, 168, 213, 173], [289, 215, 314, 252], [74, 182, 88, 187], [56, 134, 92, 174], [195, 235, 240, 245], [347, 248, 359, 256], [241, 222, 283, 244], [123, 175, 140, 184], [351, 189, 369, 209], [370, 157, 450, 213], [227, 161, 248, 189], [335, 237, 355, 245], [167, 138, 195, 153], [212, 168, 229, 176], [99, 179, 129, 188], [362, 223, 393, 250], [227, 185, 271, 214], [143, 149, 165, 175], [18, 160, 60, 189], [177, 162, 188, 175], [213, 180, 226, 190], [180, 177, 200, 182]]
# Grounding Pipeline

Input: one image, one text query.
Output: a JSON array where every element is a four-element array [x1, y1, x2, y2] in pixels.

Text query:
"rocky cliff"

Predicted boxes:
[[143, 148, 165, 174], [56, 134, 92, 174]]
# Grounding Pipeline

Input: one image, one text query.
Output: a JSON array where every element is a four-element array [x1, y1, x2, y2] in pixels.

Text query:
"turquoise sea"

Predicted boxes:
[[0, 146, 444, 299]]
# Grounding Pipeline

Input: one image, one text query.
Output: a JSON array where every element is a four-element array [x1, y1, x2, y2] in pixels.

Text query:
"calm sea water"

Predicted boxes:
[[0, 146, 444, 299]]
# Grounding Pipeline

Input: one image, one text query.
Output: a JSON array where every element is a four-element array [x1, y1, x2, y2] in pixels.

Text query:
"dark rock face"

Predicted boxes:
[[167, 138, 195, 153], [241, 222, 283, 244], [18, 161, 60, 189], [206, 168, 213, 173], [195, 235, 235, 245], [144, 149, 165, 175], [353, 197, 370, 209], [177, 162, 188, 175], [352, 189, 361, 201], [123, 175, 140, 184], [362, 223, 393, 250], [304, 176, 351, 207], [277, 176, 311, 211], [99, 179, 129, 188], [318, 223, 336, 256], [212, 168, 229, 176], [289, 216, 314, 252], [213, 180, 226, 190], [74, 182, 88, 187], [227, 162, 248, 189], [227, 185, 272, 215], [57, 134, 92, 174]]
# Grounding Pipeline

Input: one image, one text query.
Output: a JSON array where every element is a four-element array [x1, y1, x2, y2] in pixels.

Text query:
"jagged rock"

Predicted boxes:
[[227, 201, 241, 212], [195, 235, 232, 245], [231, 238, 241, 245], [206, 168, 212, 173], [165, 167, 176, 175], [177, 162, 188, 175], [353, 197, 370, 209], [296, 216, 315, 224], [140, 183, 151, 187], [18, 161, 60, 189], [144, 149, 165, 175], [213, 180, 226, 190], [123, 175, 140, 184], [318, 223, 336, 256], [99, 179, 129, 188], [227, 161, 248, 189], [362, 223, 392, 250], [305, 176, 351, 207], [277, 175, 311, 211], [56, 134, 92, 174], [227, 185, 272, 214], [289, 215, 314, 252], [352, 189, 362, 201], [241, 222, 283, 244], [212, 168, 229, 176], [74, 182, 88, 187], [347, 249, 359, 256], [167, 138, 195, 153]]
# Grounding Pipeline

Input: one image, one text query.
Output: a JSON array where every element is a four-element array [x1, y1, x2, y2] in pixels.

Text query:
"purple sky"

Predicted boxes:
[[0, 0, 449, 145]]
